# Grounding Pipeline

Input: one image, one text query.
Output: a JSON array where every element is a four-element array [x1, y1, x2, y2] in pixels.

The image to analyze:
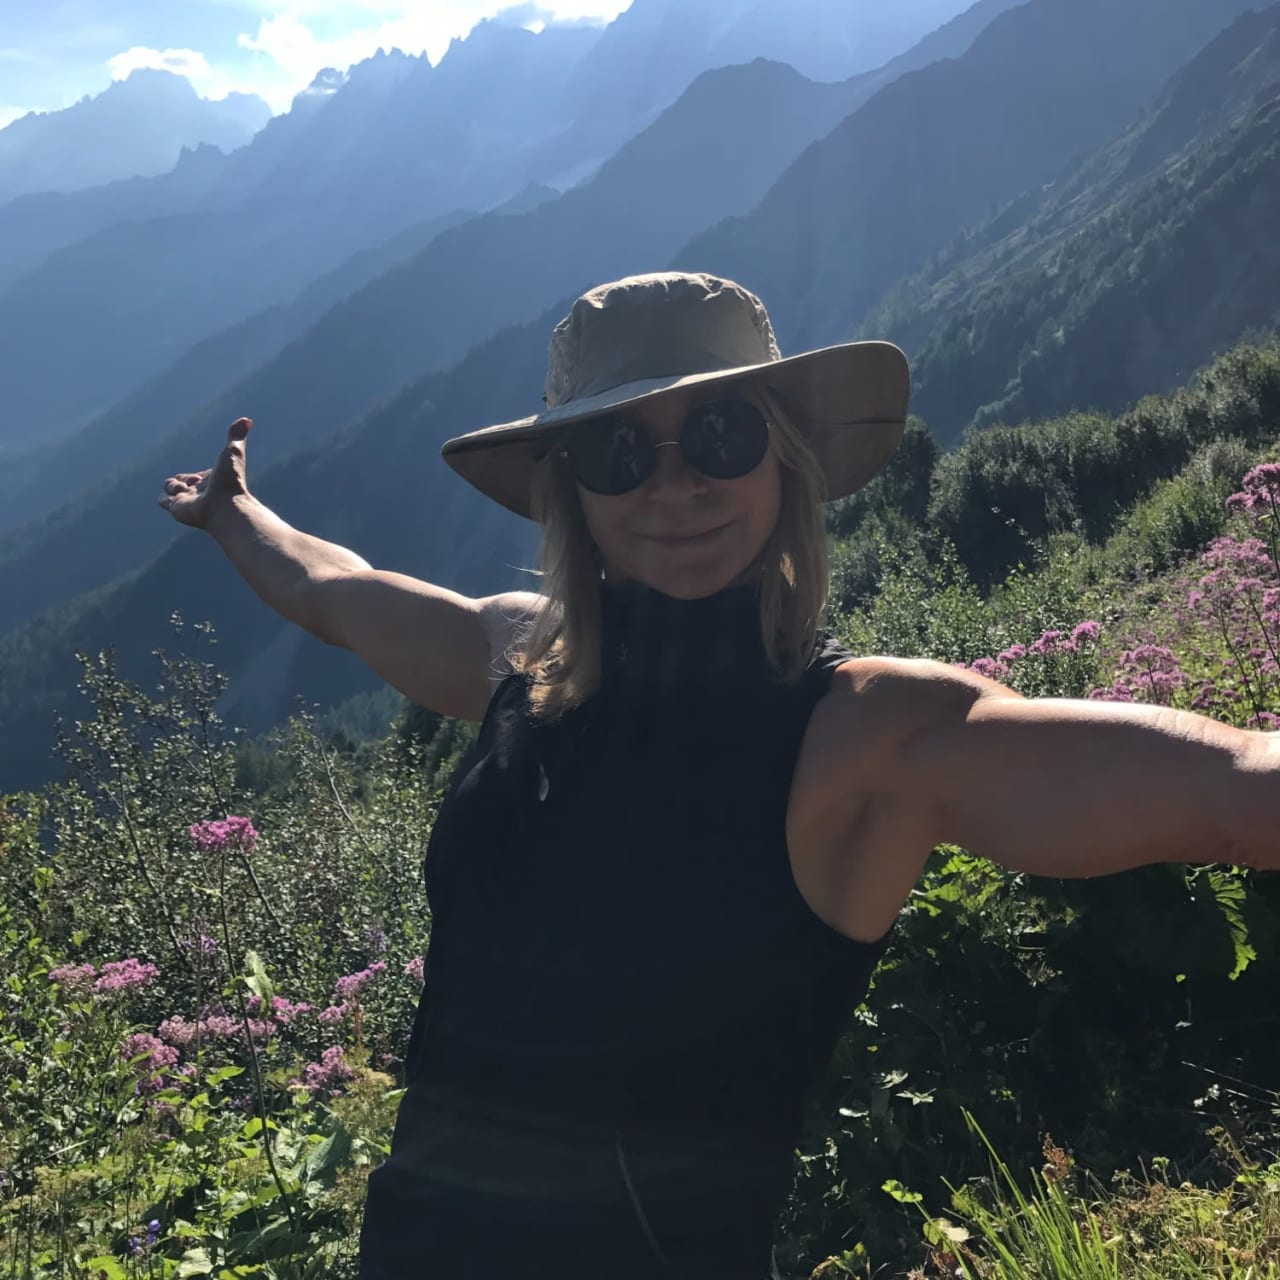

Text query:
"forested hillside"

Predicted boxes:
[[862, 4, 1280, 440]]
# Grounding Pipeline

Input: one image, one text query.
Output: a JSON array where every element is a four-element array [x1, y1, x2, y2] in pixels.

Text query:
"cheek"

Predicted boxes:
[[578, 491, 629, 561]]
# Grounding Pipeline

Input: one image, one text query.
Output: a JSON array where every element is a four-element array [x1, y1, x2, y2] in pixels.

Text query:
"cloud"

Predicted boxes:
[[107, 46, 214, 82]]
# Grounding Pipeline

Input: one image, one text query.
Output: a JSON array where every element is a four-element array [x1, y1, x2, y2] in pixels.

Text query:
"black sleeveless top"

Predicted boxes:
[[359, 582, 893, 1279]]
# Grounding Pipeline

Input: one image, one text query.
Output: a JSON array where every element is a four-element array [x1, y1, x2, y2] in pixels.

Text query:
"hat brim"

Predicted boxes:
[[441, 340, 910, 519]]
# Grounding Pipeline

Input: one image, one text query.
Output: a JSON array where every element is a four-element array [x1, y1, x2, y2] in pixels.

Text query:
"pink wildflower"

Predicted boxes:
[[318, 1002, 350, 1025], [188, 816, 259, 856], [997, 643, 1028, 664], [94, 959, 159, 996], [270, 996, 313, 1024], [122, 1033, 179, 1091], [1226, 464, 1280, 515], [48, 964, 96, 993], [404, 956, 425, 987], [157, 1017, 200, 1049], [1070, 621, 1101, 645]]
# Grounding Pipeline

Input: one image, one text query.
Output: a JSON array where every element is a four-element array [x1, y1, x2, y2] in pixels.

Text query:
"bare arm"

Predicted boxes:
[[161, 418, 540, 722], [899, 670, 1279, 876], [794, 657, 1277, 942]]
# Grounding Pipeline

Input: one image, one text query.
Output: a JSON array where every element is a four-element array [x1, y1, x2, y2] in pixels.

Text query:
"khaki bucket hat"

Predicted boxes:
[[441, 272, 910, 519]]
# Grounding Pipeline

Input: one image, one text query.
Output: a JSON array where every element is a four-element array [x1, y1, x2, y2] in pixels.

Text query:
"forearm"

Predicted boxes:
[[206, 493, 371, 634]]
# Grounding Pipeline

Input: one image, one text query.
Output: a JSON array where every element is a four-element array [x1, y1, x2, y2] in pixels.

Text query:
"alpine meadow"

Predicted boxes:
[[1, 1, 1278, 1278]]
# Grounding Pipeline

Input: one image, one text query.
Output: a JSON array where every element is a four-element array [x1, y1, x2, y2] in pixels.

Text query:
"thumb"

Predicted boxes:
[[228, 417, 253, 446]]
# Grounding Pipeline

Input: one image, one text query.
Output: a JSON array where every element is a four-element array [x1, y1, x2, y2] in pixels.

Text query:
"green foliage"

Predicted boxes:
[[923, 340, 1280, 588]]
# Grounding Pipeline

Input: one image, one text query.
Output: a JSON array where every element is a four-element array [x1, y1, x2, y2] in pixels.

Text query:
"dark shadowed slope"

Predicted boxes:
[[673, 0, 1259, 354], [863, 6, 1280, 439]]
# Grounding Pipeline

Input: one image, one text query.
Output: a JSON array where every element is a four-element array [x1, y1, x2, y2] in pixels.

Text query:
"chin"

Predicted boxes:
[[630, 555, 754, 601]]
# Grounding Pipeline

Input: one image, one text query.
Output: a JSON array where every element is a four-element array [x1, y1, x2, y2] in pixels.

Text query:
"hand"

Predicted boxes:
[[158, 417, 253, 530]]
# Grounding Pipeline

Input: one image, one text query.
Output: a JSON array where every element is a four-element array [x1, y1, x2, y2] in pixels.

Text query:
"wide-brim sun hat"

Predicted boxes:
[[441, 272, 910, 519]]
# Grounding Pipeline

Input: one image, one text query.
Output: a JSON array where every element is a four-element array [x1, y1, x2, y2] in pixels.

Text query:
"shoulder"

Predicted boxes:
[[476, 590, 545, 680]]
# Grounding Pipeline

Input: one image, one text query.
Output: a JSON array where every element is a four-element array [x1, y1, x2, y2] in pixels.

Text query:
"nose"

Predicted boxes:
[[647, 439, 708, 499]]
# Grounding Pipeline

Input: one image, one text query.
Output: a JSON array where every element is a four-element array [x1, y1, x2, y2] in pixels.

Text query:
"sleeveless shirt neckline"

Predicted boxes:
[[598, 577, 782, 707]]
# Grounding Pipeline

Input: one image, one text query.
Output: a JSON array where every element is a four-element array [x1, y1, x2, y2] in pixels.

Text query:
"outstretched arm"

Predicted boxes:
[[890, 661, 1279, 876]]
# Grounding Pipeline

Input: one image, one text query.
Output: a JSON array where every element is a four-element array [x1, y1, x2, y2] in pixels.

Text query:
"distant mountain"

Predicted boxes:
[[557, 0, 974, 166], [0, 0, 986, 446], [674, 0, 1260, 354], [0, 59, 876, 637], [878, 6, 1280, 440], [0, 70, 269, 205]]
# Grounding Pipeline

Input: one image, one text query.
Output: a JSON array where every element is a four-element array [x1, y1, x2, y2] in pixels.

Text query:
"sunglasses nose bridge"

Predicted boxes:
[[648, 433, 708, 494]]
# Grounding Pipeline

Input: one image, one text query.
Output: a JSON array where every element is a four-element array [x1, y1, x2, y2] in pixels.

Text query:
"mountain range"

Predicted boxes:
[[0, 0, 1275, 794], [0, 0, 977, 444], [0, 69, 269, 205]]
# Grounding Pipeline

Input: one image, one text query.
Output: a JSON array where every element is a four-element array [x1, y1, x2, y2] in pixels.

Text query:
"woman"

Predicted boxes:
[[159, 272, 1277, 1279]]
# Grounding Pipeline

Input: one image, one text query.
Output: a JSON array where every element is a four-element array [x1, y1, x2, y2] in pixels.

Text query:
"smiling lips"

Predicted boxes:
[[642, 522, 731, 546]]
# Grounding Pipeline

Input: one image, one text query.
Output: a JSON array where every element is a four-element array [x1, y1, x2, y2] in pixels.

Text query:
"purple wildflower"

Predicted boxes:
[[968, 657, 1010, 679], [334, 960, 387, 1002], [270, 996, 313, 1024], [1226, 463, 1280, 514], [298, 1046, 355, 1097], [1070, 621, 1101, 645], [1029, 629, 1075, 657], [317, 1002, 350, 1025], [997, 643, 1028, 665]]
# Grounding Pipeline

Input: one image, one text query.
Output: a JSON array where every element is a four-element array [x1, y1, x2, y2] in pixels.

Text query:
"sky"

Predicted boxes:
[[0, 0, 631, 127]]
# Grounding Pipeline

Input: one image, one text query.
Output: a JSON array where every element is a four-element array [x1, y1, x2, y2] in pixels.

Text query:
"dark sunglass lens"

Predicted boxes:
[[567, 418, 656, 494], [683, 400, 769, 479]]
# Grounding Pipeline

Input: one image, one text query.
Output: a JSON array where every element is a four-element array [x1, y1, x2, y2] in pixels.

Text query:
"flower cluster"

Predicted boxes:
[[957, 622, 1102, 681], [120, 1033, 180, 1092], [94, 958, 160, 996], [295, 1046, 355, 1098], [246, 994, 314, 1024], [47, 963, 96, 993], [1089, 644, 1187, 706], [403, 955, 425, 987], [188, 815, 259, 855], [49, 958, 162, 999], [1225, 462, 1280, 518], [128, 1219, 161, 1256], [334, 960, 386, 1002]]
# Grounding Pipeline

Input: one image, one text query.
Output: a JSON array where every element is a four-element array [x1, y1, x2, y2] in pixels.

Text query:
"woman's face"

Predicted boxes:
[[575, 386, 783, 600]]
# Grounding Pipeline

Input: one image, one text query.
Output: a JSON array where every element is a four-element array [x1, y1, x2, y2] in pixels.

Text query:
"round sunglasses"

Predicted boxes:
[[560, 398, 771, 496]]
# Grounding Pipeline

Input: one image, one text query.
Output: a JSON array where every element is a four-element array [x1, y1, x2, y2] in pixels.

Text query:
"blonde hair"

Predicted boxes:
[[513, 385, 830, 719]]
